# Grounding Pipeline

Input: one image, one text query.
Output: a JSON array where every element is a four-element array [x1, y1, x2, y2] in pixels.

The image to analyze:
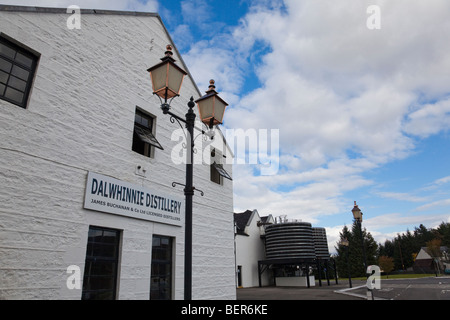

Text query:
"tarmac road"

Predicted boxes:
[[237, 276, 450, 300], [349, 276, 450, 300]]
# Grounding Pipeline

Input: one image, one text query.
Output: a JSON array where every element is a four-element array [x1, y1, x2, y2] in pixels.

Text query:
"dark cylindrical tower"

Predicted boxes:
[[313, 227, 330, 260], [265, 222, 315, 260]]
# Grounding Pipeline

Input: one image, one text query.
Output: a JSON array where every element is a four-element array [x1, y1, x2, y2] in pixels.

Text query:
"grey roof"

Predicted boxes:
[[0, 5, 158, 16], [234, 210, 254, 236]]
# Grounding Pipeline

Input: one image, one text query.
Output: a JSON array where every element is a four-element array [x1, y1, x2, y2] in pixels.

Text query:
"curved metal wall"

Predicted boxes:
[[313, 227, 330, 260], [264, 222, 316, 260]]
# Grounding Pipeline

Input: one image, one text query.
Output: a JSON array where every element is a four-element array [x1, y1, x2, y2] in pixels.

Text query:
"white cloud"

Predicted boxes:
[[404, 98, 450, 137], [434, 176, 450, 186], [376, 192, 429, 203], [219, 0, 450, 224], [414, 199, 450, 212]]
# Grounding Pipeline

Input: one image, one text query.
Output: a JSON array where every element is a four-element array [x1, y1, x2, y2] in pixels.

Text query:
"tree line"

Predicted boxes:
[[334, 221, 450, 277]]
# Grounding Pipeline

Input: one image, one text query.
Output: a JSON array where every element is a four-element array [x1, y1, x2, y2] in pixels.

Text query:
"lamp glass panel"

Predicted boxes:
[[150, 63, 168, 93], [167, 64, 185, 96], [213, 99, 227, 124], [198, 97, 214, 120], [353, 209, 362, 221]]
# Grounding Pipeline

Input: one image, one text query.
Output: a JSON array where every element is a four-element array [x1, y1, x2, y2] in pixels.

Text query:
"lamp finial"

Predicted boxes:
[[165, 45, 173, 57], [207, 79, 216, 92]]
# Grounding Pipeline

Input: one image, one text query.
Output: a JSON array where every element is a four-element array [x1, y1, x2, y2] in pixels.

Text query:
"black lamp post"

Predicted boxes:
[[147, 45, 228, 300], [352, 201, 374, 299], [351, 201, 367, 272], [341, 238, 352, 288]]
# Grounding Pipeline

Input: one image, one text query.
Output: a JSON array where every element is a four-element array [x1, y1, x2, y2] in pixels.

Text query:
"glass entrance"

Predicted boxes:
[[150, 235, 173, 300]]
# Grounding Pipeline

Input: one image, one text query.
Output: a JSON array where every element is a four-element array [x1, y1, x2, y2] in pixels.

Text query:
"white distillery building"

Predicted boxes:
[[0, 5, 235, 300], [234, 210, 274, 288]]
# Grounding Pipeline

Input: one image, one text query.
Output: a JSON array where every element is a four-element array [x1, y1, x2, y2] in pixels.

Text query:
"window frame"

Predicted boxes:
[[132, 108, 163, 158], [0, 35, 39, 109], [81, 226, 121, 300], [210, 148, 232, 185], [150, 235, 174, 300]]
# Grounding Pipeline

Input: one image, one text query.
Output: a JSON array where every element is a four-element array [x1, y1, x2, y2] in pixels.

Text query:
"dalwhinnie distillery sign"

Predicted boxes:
[[84, 172, 184, 227]]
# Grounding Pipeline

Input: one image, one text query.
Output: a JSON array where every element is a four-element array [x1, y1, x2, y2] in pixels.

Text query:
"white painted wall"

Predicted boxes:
[[235, 211, 271, 288], [0, 7, 235, 300]]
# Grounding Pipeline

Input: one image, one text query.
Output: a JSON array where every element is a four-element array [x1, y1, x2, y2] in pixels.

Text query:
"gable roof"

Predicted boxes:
[[416, 246, 449, 260], [234, 210, 256, 236]]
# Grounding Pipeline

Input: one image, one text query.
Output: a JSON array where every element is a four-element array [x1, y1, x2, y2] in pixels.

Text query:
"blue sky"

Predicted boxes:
[[3, 0, 450, 251]]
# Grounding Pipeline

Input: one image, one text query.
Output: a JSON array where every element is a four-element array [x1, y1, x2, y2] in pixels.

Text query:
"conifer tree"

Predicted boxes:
[[335, 221, 378, 278]]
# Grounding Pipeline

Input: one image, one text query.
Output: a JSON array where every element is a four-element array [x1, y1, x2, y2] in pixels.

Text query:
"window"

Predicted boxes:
[[210, 149, 232, 185], [82, 226, 121, 300], [132, 108, 163, 157], [0, 36, 39, 108], [237, 266, 243, 288], [150, 235, 173, 300]]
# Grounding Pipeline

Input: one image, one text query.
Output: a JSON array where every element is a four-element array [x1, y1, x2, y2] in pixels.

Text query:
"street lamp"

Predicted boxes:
[[352, 201, 374, 300], [351, 201, 367, 271], [147, 45, 187, 103], [147, 45, 228, 300], [195, 79, 228, 129], [340, 238, 352, 288]]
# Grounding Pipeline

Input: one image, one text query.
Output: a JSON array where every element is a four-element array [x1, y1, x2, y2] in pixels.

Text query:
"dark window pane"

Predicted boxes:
[[0, 58, 12, 73], [4, 87, 24, 103], [0, 70, 8, 84], [8, 75, 26, 92], [91, 243, 118, 259], [82, 290, 114, 300], [211, 164, 221, 184], [135, 110, 153, 130], [0, 43, 16, 59], [88, 228, 103, 242], [0, 37, 38, 109], [141, 117, 149, 127], [89, 261, 116, 277], [151, 235, 173, 300], [82, 226, 120, 300], [135, 113, 142, 124], [15, 52, 33, 68], [85, 276, 115, 291], [102, 230, 118, 242], [11, 65, 29, 81]]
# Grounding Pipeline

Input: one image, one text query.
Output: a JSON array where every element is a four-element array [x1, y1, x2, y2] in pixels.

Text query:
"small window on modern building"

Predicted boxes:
[[132, 108, 163, 158], [210, 148, 232, 185], [82, 226, 121, 300], [0, 35, 39, 109]]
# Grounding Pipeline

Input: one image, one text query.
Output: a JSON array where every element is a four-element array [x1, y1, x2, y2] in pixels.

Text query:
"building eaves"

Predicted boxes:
[[0, 5, 158, 16]]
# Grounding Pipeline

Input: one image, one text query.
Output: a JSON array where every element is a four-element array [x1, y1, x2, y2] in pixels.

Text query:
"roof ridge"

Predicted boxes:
[[0, 4, 159, 16]]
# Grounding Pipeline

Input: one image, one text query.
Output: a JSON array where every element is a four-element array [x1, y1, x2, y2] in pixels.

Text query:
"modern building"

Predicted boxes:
[[234, 212, 332, 288], [0, 5, 235, 300]]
